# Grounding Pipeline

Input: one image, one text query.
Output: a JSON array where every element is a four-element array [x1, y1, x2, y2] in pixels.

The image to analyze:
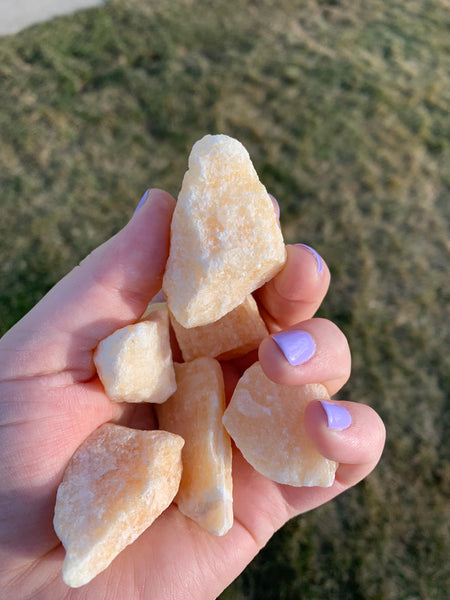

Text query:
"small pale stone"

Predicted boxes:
[[94, 304, 176, 403], [162, 134, 286, 328], [223, 362, 338, 487], [170, 294, 268, 362], [53, 424, 184, 588], [156, 357, 233, 535]]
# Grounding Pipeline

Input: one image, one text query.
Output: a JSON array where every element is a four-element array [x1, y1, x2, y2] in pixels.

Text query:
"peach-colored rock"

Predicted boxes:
[[223, 362, 337, 487], [156, 357, 233, 535], [170, 294, 268, 362], [139, 300, 168, 320], [94, 303, 176, 403], [53, 424, 184, 587], [162, 134, 286, 328]]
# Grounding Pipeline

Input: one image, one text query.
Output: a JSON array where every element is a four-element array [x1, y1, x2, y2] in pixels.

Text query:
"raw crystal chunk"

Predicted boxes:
[[94, 303, 176, 403], [139, 300, 168, 320], [155, 357, 233, 535], [170, 294, 268, 362], [223, 362, 337, 487], [162, 134, 286, 328], [53, 424, 184, 588]]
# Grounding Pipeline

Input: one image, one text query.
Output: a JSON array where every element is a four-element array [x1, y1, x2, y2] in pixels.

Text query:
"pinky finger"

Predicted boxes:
[[303, 400, 386, 488]]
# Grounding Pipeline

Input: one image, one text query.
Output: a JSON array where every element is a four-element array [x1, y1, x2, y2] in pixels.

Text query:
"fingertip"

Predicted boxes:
[[295, 244, 324, 275], [304, 400, 386, 469], [274, 244, 330, 301], [271, 329, 316, 367], [319, 400, 352, 430], [268, 193, 281, 221], [131, 188, 176, 220], [256, 244, 330, 330], [258, 318, 351, 396], [148, 187, 177, 209], [258, 325, 319, 385]]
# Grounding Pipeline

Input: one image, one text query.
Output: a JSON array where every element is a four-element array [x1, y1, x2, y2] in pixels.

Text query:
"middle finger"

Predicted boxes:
[[256, 243, 331, 332], [258, 317, 351, 396]]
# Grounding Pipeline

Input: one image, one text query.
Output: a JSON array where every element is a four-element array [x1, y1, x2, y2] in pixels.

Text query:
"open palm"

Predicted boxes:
[[0, 190, 385, 599]]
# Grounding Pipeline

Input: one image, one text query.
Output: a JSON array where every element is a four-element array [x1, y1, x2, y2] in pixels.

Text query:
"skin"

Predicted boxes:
[[0, 189, 385, 600]]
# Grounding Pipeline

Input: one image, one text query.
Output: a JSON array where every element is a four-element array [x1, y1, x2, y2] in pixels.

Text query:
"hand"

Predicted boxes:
[[0, 189, 385, 599]]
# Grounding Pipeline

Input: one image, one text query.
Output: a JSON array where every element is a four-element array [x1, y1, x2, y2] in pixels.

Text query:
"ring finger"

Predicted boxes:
[[258, 317, 351, 396]]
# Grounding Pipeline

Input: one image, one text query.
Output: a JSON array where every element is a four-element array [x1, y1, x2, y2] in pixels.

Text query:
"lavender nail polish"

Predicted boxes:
[[320, 400, 352, 430], [268, 193, 280, 219], [296, 244, 323, 274], [272, 330, 315, 366], [133, 190, 150, 215]]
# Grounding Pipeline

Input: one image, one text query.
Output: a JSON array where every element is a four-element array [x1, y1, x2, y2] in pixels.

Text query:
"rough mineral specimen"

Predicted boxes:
[[156, 357, 233, 535], [53, 424, 184, 587], [223, 362, 338, 487], [162, 134, 286, 328], [170, 294, 268, 362], [94, 303, 176, 403]]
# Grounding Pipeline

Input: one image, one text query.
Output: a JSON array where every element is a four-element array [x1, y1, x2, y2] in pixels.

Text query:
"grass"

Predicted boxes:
[[1, 0, 449, 598]]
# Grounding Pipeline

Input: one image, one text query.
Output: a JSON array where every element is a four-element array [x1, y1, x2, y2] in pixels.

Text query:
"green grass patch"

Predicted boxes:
[[0, 1, 449, 598]]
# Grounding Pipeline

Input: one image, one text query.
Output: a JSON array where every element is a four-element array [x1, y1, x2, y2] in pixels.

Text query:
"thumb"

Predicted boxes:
[[0, 189, 175, 381]]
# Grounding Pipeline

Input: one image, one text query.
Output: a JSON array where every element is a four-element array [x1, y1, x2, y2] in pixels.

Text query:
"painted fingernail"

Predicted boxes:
[[269, 193, 280, 219], [320, 400, 352, 430], [272, 330, 315, 366], [133, 189, 150, 214], [296, 244, 323, 274]]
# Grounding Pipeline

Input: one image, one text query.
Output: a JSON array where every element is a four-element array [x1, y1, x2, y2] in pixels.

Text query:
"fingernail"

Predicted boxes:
[[296, 244, 323, 274], [320, 400, 352, 430], [272, 330, 315, 366], [133, 189, 150, 215], [269, 193, 280, 219]]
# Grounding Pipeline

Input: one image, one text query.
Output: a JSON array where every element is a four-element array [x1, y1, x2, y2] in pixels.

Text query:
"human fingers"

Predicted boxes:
[[69, 403, 383, 600], [278, 400, 386, 518], [230, 400, 385, 554], [258, 317, 351, 396], [0, 189, 175, 382], [303, 399, 387, 487], [256, 243, 330, 331]]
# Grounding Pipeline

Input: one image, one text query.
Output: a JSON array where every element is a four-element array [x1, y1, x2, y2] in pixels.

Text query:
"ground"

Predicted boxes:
[[0, 1, 448, 598]]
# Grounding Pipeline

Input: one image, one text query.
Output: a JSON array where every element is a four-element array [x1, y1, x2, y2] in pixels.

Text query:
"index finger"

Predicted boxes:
[[256, 243, 331, 331]]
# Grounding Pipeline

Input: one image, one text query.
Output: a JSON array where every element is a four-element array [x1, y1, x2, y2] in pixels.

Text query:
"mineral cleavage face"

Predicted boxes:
[[162, 134, 286, 328], [223, 362, 338, 487], [53, 424, 184, 588], [170, 294, 268, 362], [156, 357, 233, 536], [94, 303, 176, 404]]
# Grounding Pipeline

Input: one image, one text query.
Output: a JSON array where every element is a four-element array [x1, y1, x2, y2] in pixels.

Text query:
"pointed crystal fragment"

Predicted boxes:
[[162, 134, 286, 328]]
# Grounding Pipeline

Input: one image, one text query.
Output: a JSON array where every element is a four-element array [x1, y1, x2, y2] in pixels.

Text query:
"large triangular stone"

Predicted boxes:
[[162, 134, 286, 328]]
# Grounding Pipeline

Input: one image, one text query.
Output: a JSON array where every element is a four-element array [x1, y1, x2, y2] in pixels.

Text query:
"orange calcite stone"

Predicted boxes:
[[94, 303, 176, 403], [223, 362, 337, 487], [162, 134, 286, 328], [170, 294, 268, 362], [53, 424, 184, 587], [139, 300, 168, 320], [156, 357, 233, 535]]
